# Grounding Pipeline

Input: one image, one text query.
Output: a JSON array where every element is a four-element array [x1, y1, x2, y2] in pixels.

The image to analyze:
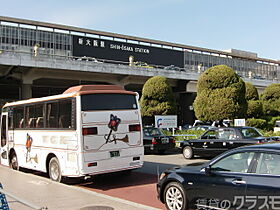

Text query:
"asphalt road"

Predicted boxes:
[[137, 150, 209, 175], [0, 150, 209, 210], [77, 150, 209, 209]]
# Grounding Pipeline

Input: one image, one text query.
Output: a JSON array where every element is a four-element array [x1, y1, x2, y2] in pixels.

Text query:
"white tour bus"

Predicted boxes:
[[0, 85, 144, 182]]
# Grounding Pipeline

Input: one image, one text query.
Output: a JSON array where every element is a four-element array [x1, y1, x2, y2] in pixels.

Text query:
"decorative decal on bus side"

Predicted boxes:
[[104, 114, 129, 144], [25, 133, 38, 163]]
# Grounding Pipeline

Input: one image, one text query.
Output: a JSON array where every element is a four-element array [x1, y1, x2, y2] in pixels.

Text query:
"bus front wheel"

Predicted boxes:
[[49, 157, 62, 182]]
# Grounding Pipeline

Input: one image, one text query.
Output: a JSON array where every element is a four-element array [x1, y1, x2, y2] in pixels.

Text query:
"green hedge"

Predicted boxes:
[[161, 129, 204, 142], [246, 118, 267, 130]]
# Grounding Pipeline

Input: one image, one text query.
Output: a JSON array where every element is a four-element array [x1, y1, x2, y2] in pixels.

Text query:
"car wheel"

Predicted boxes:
[[182, 146, 193, 159], [10, 152, 19, 170], [49, 157, 62, 182], [164, 182, 188, 210]]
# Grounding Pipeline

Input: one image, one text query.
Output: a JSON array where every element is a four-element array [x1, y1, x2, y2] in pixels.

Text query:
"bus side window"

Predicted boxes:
[[46, 102, 58, 128], [26, 104, 44, 129], [8, 109, 13, 130], [36, 117, 44, 128], [19, 118, 24, 128], [13, 106, 24, 129], [1, 115, 7, 147], [59, 115, 67, 128], [59, 99, 72, 129], [28, 118, 36, 128]]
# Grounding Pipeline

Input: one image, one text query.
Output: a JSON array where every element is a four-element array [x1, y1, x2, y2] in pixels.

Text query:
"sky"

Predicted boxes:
[[1, 0, 280, 60]]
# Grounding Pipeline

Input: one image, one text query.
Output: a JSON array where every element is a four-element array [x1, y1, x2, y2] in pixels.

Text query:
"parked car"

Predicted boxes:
[[76, 56, 103, 63], [274, 120, 280, 132], [134, 61, 153, 68], [143, 127, 175, 154], [192, 120, 212, 127], [164, 65, 181, 71], [187, 125, 215, 131], [157, 143, 280, 210], [180, 126, 279, 159]]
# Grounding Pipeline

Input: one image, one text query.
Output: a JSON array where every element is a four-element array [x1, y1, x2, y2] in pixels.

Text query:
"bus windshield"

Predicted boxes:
[[81, 94, 138, 111]]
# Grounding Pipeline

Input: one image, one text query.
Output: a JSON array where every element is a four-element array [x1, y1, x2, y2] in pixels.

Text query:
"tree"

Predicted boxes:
[[193, 65, 247, 122], [140, 76, 177, 121], [261, 83, 280, 116], [245, 82, 262, 118]]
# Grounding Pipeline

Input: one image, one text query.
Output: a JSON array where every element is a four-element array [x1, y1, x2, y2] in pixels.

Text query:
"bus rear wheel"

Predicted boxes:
[[49, 157, 62, 182], [10, 152, 19, 170]]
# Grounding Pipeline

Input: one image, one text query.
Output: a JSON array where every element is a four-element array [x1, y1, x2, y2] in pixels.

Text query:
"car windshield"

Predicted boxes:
[[201, 128, 236, 140], [240, 128, 262, 138], [211, 152, 255, 173], [143, 128, 164, 136]]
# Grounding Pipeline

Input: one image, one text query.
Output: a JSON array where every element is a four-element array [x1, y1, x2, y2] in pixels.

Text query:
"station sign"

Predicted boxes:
[[72, 35, 184, 67], [155, 115, 177, 128]]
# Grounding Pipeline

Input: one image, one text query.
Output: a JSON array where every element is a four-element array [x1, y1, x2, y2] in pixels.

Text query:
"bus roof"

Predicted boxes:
[[63, 85, 136, 96], [3, 85, 136, 108]]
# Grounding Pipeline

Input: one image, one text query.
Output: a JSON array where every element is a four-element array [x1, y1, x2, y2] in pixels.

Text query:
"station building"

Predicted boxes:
[[0, 16, 279, 125]]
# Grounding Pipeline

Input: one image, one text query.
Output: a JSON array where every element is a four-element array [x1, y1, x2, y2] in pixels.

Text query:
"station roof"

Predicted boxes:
[[0, 16, 279, 64]]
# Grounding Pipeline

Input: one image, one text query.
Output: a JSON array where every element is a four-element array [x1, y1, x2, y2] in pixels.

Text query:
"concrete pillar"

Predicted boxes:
[[21, 84, 32, 99]]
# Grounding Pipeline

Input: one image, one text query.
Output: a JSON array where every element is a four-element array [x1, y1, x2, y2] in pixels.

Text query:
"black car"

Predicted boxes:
[[157, 143, 280, 210], [180, 126, 279, 159], [143, 127, 175, 154]]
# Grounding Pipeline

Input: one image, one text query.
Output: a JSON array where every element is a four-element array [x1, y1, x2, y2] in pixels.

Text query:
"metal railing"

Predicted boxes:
[[0, 48, 279, 83]]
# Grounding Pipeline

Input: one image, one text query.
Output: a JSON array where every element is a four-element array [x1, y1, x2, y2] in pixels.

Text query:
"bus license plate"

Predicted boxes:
[[110, 151, 120, 158]]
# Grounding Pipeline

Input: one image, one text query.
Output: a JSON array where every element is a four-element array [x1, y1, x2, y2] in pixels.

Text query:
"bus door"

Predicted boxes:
[[0, 113, 9, 166]]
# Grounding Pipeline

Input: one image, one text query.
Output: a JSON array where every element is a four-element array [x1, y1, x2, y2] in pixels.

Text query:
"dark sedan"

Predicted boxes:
[[180, 126, 279, 159], [143, 127, 175, 154], [157, 143, 280, 210]]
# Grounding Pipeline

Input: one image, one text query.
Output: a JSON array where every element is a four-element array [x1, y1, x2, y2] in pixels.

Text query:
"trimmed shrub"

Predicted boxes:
[[264, 116, 280, 131], [261, 83, 280, 116], [197, 65, 243, 93], [246, 118, 267, 130], [246, 100, 263, 118], [140, 76, 177, 117], [194, 65, 247, 122], [245, 82, 259, 100], [262, 131, 280, 137]]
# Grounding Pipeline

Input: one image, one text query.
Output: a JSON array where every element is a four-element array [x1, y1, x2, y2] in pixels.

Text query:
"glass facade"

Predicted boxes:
[[0, 23, 279, 81], [0, 24, 72, 56], [184, 51, 279, 81]]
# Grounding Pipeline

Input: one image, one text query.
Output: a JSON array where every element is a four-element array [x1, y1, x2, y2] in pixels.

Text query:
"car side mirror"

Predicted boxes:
[[201, 166, 211, 176]]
